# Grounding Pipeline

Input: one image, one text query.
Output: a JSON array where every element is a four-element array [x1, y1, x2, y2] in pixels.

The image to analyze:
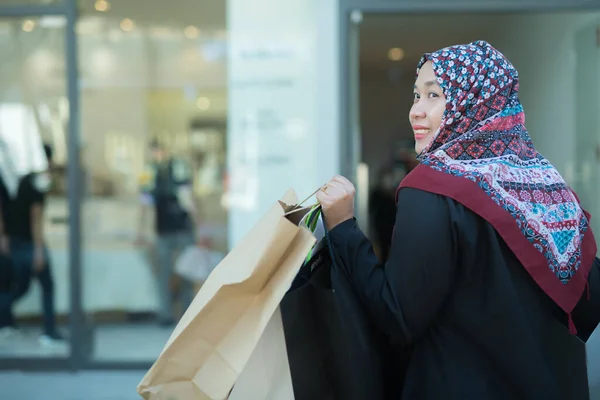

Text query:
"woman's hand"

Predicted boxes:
[[316, 175, 356, 231]]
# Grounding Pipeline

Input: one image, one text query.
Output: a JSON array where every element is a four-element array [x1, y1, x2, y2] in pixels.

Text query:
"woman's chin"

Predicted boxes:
[[415, 136, 434, 154]]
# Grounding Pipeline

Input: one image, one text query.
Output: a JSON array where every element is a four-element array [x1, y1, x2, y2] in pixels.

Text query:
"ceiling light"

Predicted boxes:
[[387, 47, 405, 61], [184, 25, 199, 39], [22, 19, 36, 32], [120, 18, 134, 32], [196, 97, 210, 111], [94, 0, 110, 12]]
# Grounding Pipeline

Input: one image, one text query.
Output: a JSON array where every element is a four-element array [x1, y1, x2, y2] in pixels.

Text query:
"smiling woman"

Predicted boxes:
[[319, 40, 600, 400], [410, 61, 446, 154]]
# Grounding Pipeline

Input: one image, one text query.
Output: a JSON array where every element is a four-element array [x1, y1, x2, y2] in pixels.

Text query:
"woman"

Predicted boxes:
[[318, 41, 600, 399]]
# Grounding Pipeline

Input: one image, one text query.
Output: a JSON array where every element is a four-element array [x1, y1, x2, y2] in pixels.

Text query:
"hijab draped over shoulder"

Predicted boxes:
[[400, 40, 596, 333]]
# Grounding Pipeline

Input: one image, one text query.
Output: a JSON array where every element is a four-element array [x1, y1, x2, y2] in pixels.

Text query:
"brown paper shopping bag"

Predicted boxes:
[[137, 189, 316, 400], [228, 307, 294, 400]]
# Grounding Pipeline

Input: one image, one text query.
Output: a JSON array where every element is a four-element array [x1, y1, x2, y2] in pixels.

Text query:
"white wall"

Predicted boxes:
[[227, 0, 339, 247]]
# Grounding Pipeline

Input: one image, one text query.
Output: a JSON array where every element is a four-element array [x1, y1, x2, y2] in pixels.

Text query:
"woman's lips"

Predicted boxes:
[[413, 128, 430, 140]]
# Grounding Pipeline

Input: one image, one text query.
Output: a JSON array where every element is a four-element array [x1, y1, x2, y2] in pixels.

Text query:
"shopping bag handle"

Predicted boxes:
[[296, 184, 327, 208], [283, 185, 324, 217]]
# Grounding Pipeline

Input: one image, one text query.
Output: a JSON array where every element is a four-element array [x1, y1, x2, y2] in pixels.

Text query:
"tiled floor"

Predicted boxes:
[[0, 325, 598, 399], [0, 370, 146, 400], [94, 324, 172, 361], [0, 324, 171, 361], [0, 370, 598, 400]]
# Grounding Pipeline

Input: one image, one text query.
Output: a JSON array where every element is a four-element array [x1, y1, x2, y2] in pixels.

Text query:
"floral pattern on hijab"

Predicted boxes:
[[402, 40, 596, 328]]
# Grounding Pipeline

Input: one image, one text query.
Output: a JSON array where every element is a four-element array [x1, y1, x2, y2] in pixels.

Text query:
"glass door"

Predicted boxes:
[[76, 0, 229, 366], [0, 13, 72, 364]]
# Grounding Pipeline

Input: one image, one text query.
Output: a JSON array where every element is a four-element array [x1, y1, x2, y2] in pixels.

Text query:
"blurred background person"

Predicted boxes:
[[136, 139, 202, 327], [0, 142, 63, 345], [369, 167, 397, 263], [0, 151, 12, 332], [0, 138, 23, 338], [369, 149, 418, 262]]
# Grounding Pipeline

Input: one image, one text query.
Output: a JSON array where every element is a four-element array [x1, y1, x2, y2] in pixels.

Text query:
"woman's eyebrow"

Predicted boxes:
[[413, 80, 440, 89]]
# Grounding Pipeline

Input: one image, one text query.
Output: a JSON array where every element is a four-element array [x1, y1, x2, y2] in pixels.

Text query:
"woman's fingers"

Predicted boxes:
[[317, 176, 356, 230], [333, 175, 353, 187]]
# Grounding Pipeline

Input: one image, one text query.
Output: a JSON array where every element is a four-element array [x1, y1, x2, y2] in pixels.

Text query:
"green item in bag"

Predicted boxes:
[[303, 205, 322, 263]]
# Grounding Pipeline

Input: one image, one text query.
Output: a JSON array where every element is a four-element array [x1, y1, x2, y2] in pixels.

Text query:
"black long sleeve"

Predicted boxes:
[[327, 188, 597, 399], [328, 188, 458, 346]]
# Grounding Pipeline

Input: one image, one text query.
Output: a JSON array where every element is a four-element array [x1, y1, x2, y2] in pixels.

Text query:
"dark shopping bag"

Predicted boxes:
[[281, 225, 406, 400]]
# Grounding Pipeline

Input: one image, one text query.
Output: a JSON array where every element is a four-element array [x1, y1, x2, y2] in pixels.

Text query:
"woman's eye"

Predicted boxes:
[[413, 93, 420, 101], [428, 92, 439, 99]]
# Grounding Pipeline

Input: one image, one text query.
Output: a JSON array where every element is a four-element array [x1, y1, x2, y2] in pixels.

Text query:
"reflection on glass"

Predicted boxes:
[[78, 1, 228, 362], [0, 17, 69, 358]]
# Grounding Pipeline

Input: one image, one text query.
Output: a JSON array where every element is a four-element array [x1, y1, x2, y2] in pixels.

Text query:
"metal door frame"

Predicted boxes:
[[0, 0, 83, 371], [0, 0, 167, 373]]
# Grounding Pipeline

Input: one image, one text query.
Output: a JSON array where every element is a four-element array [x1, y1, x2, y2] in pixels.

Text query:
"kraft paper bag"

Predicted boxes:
[[137, 189, 316, 400], [228, 308, 294, 400]]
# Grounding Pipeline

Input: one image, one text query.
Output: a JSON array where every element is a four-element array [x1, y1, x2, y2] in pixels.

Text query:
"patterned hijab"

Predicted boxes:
[[399, 40, 597, 333]]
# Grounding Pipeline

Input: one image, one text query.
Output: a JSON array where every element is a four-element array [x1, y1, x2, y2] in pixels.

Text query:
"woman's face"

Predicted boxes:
[[409, 61, 446, 154]]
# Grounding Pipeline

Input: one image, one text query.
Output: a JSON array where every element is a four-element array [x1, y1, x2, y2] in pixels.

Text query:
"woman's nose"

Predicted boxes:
[[410, 105, 426, 120]]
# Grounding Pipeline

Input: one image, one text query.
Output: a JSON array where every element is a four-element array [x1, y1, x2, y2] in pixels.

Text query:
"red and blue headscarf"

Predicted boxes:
[[400, 40, 596, 332]]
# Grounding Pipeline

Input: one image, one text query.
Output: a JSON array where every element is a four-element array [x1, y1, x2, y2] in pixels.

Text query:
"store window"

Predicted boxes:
[[0, 16, 70, 359], [76, 0, 227, 361]]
